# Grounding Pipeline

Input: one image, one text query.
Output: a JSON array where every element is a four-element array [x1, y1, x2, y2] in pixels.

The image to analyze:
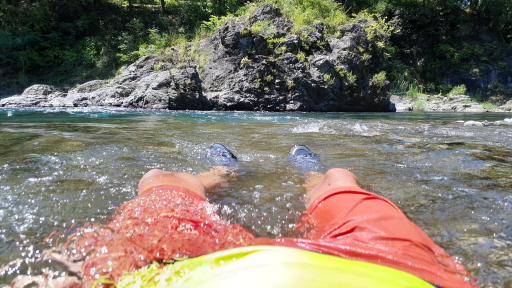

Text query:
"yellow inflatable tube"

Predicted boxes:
[[117, 245, 435, 288]]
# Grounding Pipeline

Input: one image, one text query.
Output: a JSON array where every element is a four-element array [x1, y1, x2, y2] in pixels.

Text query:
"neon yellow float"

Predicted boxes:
[[116, 246, 435, 288]]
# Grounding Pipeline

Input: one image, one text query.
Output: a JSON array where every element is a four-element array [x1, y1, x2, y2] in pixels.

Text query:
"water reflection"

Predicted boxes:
[[0, 108, 511, 287]]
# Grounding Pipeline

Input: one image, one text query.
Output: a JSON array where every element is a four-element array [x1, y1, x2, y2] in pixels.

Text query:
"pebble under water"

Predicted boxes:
[[0, 108, 511, 287]]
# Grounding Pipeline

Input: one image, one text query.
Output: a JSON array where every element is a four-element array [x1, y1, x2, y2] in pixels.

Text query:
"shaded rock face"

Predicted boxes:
[[444, 62, 512, 104], [0, 4, 392, 111], [1, 56, 213, 110]]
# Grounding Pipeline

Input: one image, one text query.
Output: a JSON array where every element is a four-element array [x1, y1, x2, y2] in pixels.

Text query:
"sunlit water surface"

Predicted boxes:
[[0, 108, 511, 287]]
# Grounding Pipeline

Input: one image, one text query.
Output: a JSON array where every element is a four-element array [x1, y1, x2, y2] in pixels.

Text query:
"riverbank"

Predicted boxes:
[[390, 94, 512, 113], [0, 4, 395, 112], [1, 2, 511, 113], [2, 84, 512, 113]]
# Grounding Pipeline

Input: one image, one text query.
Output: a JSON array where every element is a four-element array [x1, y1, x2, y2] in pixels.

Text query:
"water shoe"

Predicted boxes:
[[206, 143, 238, 167], [289, 145, 322, 172]]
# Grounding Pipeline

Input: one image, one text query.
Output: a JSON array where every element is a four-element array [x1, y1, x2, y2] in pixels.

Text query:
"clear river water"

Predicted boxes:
[[0, 108, 511, 287]]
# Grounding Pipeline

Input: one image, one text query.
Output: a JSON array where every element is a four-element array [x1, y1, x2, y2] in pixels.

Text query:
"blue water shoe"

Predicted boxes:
[[289, 145, 321, 172], [206, 143, 238, 167]]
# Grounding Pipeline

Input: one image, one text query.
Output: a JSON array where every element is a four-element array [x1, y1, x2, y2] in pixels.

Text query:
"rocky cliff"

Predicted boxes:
[[0, 4, 393, 112]]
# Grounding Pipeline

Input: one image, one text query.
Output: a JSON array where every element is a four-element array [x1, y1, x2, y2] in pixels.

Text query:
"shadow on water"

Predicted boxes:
[[0, 108, 511, 287]]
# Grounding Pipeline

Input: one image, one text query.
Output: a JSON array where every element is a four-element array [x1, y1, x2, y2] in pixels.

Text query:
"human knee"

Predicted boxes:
[[139, 169, 174, 192], [325, 168, 356, 179], [138, 170, 206, 198], [141, 169, 170, 180], [173, 173, 206, 189], [324, 168, 360, 189]]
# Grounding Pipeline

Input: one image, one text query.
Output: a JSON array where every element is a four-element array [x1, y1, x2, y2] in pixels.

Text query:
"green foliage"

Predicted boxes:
[[198, 14, 236, 39], [406, 84, 423, 98], [412, 99, 427, 111], [286, 79, 295, 90], [267, 37, 285, 50], [482, 102, 499, 109], [357, 11, 395, 42], [298, 32, 311, 51], [497, 62, 509, 70], [253, 0, 350, 34], [437, 84, 453, 95], [370, 71, 387, 88], [240, 27, 252, 38], [448, 84, 467, 96], [117, 19, 152, 63], [346, 72, 357, 85], [437, 43, 485, 65], [297, 51, 306, 61], [0, 0, 247, 92], [390, 77, 411, 94], [240, 56, 251, 68], [323, 74, 335, 85], [275, 45, 287, 54], [362, 53, 372, 65], [251, 20, 275, 35], [466, 0, 512, 39], [335, 66, 357, 85], [336, 0, 375, 14], [362, 0, 512, 99], [437, 44, 457, 59], [152, 61, 169, 71], [18, 71, 29, 87], [389, 72, 426, 96]]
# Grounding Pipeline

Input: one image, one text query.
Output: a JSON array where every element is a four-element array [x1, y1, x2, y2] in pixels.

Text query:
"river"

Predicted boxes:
[[0, 108, 511, 287]]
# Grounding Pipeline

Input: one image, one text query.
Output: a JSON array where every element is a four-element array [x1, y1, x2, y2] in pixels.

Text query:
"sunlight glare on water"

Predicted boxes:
[[0, 108, 511, 287]]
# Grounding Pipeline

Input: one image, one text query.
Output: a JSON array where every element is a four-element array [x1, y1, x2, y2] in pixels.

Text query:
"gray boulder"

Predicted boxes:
[[0, 94, 48, 107], [196, 7, 391, 111], [22, 84, 56, 96], [463, 120, 486, 127], [0, 84, 57, 107], [71, 80, 108, 93], [499, 100, 512, 111]]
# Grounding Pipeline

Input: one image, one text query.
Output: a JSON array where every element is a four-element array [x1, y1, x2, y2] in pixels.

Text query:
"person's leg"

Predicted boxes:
[[138, 166, 237, 199], [302, 168, 360, 206], [278, 167, 476, 288], [138, 143, 239, 198]]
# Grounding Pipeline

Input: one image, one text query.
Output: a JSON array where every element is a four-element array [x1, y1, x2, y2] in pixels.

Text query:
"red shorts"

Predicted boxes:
[[77, 186, 476, 288], [77, 185, 259, 285], [270, 187, 477, 288]]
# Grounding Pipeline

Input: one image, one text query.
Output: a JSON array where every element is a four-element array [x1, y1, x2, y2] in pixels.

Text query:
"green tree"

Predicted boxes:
[[468, 0, 512, 41], [0, 0, 248, 93]]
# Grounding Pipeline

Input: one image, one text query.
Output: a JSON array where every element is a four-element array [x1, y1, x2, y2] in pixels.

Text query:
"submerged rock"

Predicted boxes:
[[463, 120, 485, 127], [1, 4, 393, 111], [495, 118, 512, 125], [457, 119, 512, 126]]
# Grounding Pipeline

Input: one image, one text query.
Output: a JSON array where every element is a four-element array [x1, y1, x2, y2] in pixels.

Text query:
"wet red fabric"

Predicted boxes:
[[72, 186, 259, 287], [271, 186, 478, 288]]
